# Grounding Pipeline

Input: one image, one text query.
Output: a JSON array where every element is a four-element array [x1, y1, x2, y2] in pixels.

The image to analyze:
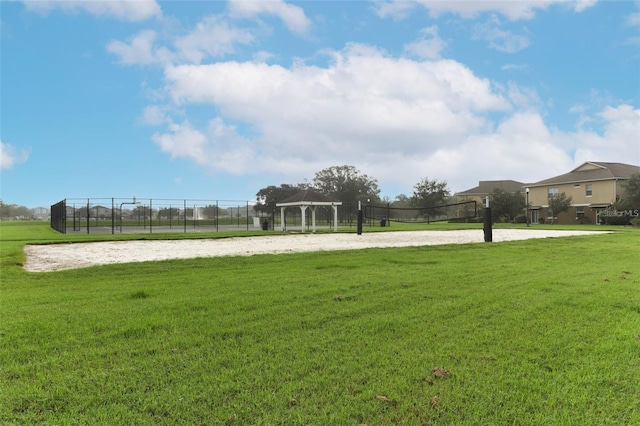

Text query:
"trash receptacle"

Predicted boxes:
[[380, 218, 386, 227], [262, 220, 269, 231]]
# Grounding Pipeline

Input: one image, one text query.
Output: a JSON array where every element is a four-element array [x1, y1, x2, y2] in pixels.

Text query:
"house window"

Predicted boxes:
[[585, 184, 592, 197], [548, 187, 559, 201], [576, 207, 584, 218]]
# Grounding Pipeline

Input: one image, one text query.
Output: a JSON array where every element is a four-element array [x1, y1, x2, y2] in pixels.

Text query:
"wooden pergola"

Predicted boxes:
[[276, 190, 342, 232]]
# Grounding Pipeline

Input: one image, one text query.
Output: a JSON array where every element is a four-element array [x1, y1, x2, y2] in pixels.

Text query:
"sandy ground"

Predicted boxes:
[[24, 229, 606, 272]]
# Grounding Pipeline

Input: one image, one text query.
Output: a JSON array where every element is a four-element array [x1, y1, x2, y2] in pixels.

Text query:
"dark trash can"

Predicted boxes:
[[380, 219, 386, 227], [262, 220, 269, 231]]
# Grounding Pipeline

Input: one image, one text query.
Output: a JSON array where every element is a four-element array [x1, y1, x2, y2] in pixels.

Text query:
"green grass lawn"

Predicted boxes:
[[1, 221, 639, 425]]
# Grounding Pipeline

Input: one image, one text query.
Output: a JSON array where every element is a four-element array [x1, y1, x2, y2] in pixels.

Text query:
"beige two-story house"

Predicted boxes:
[[455, 180, 525, 219], [456, 180, 525, 204], [525, 161, 640, 224]]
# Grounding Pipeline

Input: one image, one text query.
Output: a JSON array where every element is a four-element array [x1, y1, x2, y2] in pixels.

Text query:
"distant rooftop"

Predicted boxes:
[[528, 162, 640, 187], [456, 180, 524, 196]]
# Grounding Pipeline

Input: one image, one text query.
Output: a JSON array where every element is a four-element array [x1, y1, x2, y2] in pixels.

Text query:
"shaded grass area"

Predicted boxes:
[[1, 222, 639, 424]]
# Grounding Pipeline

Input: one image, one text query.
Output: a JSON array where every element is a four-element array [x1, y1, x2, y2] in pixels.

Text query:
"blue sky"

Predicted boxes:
[[1, 0, 639, 208]]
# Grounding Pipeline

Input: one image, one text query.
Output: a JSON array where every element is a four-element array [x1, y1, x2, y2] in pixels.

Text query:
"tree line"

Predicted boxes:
[[253, 165, 452, 218], [0, 201, 40, 220]]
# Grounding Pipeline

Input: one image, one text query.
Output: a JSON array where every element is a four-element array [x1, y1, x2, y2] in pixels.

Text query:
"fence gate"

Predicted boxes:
[[50, 199, 67, 234]]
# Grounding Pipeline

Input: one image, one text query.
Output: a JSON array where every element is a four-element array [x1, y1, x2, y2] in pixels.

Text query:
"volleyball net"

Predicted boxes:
[[363, 200, 478, 224]]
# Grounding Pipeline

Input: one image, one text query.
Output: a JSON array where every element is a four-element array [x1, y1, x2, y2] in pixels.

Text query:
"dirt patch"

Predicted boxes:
[[23, 229, 606, 273]]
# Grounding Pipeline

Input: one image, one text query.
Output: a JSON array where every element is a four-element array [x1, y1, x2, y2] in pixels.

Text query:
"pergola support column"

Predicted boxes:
[[280, 207, 285, 231], [276, 191, 342, 233]]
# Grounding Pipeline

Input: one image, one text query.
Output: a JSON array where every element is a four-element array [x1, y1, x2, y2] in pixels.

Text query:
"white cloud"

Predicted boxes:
[[227, 0, 311, 35], [472, 18, 531, 53], [22, 0, 161, 21], [151, 118, 257, 174], [153, 44, 515, 187], [422, 112, 573, 189], [138, 105, 172, 126], [573, 0, 598, 13], [164, 44, 509, 133], [624, 35, 640, 46], [501, 63, 528, 71], [625, 12, 640, 27], [152, 120, 209, 164], [107, 16, 257, 65], [593, 105, 640, 161], [554, 104, 640, 164], [107, 30, 167, 65], [0, 141, 30, 170], [373, 1, 417, 20], [403, 26, 447, 60], [568, 103, 593, 129], [375, 0, 596, 21], [252, 50, 275, 63], [547, 104, 640, 166], [173, 15, 255, 64], [499, 83, 541, 112]]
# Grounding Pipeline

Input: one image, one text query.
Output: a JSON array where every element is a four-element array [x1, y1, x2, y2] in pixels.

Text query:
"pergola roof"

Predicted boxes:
[[276, 190, 342, 207]]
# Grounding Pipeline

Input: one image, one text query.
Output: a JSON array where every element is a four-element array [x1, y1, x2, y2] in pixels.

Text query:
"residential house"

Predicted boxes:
[[456, 180, 525, 204], [90, 205, 112, 219], [525, 161, 640, 224], [456, 180, 525, 218], [31, 207, 48, 220]]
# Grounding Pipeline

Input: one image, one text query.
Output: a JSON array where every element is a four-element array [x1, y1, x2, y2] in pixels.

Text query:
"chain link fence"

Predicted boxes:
[[50, 198, 272, 234]]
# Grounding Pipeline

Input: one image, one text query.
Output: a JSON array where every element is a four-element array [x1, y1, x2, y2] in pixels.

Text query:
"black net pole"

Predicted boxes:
[[483, 198, 492, 242], [111, 198, 115, 235], [86, 199, 90, 234]]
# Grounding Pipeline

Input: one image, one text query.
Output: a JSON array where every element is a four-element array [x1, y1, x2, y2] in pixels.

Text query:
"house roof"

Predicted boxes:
[[527, 162, 640, 187], [277, 190, 341, 205], [456, 180, 524, 196]]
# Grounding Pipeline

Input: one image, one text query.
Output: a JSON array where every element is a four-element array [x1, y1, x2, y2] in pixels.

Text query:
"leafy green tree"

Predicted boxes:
[[410, 178, 450, 219], [201, 205, 221, 219], [254, 183, 308, 215], [312, 165, 380, 205], [385, 194, 412, 220], [490, 189, 525, 223], [129, 205, 150, 222], [0, 202, 33, 220], [391, 194, 411, 207], [607, 173, 640, 225], [618, 172, 640, 209], [158, 207, 181, 219], [548, 192, 572, 224]]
